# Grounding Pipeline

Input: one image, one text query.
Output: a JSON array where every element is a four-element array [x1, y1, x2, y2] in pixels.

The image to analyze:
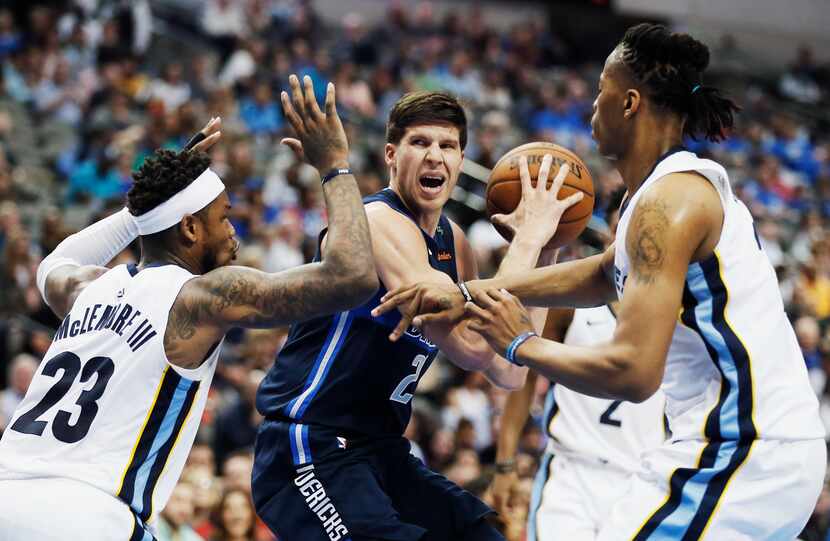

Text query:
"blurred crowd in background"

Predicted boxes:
[[0, 1, 829, 540]]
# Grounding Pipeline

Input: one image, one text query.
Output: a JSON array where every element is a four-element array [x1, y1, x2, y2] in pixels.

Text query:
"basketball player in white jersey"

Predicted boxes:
[[377, 24, 826, 539], [0, 75, 378, 541], [491, 197, 666, 541]]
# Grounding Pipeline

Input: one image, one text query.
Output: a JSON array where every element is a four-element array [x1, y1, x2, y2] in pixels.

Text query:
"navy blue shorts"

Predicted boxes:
[[252, 418, 499, 541]]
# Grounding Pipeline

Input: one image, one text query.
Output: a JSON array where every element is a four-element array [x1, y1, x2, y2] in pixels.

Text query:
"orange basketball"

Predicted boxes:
[[485, 142, 595, 249]]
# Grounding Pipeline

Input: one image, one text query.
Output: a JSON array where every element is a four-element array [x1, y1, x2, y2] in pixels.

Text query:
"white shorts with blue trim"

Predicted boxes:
[[0, 477, 155, 540], [597, 438, 825, 541], [528, 452, 633, 541]]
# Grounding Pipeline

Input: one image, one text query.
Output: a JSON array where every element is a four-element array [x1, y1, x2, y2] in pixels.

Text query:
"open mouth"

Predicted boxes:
[[419, 174, 445, 194]]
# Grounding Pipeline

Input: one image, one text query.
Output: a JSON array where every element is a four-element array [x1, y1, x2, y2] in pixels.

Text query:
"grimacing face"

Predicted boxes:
[[196, 191, 238, 272], [385, 123, 464, 217]]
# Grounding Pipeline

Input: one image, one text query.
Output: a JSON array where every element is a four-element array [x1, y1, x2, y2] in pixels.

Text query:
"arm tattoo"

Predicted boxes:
[[627, 199, 669, 285], [166, 173, 375, 353]]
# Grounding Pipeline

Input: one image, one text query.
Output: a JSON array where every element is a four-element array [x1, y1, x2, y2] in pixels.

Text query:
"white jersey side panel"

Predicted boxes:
[[613, 150, 824, 442], [543, 305, 666, 472], [0, 264, 221, 526]]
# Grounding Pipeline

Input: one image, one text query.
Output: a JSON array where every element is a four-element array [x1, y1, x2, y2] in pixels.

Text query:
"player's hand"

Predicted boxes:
[[371, 282, 465, 341], [491, 155, 584, 248], [185, 116, 222, 153], [490, 471, 518, 520], [465, 288, 535, 354], [281, 74, 349, 173]]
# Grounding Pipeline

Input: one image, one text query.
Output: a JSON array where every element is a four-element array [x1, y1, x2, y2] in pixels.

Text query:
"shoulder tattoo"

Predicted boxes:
[[627, 199, 669, 285]]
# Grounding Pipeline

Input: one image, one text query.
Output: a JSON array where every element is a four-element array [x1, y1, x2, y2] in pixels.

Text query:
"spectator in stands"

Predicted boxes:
[[158, 480, 205, 541], [210, 488, 258, 541], [144, 62, 191, 113], [796, 316, 827, 396], [239, 80, 283, 136], [0, 353, 37, 431], [0, 227, 40, 318]]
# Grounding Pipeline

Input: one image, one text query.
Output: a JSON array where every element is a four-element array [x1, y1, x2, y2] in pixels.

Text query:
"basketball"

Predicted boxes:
[[485, 142, 595, 249]]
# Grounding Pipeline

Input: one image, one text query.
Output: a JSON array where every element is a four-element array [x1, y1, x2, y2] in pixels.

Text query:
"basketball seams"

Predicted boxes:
[[486, 180, 595, 216], [489, 143, 594, 197]]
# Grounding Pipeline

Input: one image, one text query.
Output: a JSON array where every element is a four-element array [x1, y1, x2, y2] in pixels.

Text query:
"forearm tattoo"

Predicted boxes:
[[165, 173, 374, 356]]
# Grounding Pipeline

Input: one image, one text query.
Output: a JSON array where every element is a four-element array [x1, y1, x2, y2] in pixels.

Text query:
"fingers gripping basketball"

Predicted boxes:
[[486, 142, 595, 249]]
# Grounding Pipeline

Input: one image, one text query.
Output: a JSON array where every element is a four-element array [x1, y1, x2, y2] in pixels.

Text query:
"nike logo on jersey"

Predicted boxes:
[[336, 437, 347, 450], [585, 319, 609, 326], [294, 465, 350, 540]]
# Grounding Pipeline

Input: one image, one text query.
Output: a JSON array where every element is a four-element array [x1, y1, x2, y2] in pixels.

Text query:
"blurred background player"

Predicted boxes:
[[378, 23, 826, 540], [252, 91, 582, 540], [490, 190, 666, 541], [0, 75, 377, 540]]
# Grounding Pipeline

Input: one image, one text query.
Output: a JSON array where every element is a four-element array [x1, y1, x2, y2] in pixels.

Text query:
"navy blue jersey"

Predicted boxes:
[[256, 188, 458, 439]]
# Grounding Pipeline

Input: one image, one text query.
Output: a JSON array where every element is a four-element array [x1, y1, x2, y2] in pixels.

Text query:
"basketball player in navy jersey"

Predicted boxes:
[[252, 92, 583, 541], [376, 24, 825, 540]]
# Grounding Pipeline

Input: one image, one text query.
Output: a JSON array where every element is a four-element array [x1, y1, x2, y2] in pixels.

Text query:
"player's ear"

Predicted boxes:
[[384, 143, 397, 167], [178, 214, 200, 244], [624, 89, 640, 119]]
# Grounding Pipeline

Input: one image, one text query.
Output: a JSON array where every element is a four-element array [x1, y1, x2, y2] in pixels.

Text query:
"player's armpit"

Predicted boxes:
[[44, 265, 108, 319]]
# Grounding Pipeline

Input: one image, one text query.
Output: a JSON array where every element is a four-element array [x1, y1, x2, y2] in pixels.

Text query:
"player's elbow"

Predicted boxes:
[[616, 363, 662, 403], [444, 338, 493, 373], [620, 378, 660, 403], [329, 254, 378, 305], [605, 347, 661, 403]]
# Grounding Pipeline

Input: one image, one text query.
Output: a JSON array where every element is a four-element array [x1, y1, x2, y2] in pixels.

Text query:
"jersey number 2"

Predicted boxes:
[[599, 400, 623, 427], [10, 351, 114, 443], [390, 354, 427, 405]]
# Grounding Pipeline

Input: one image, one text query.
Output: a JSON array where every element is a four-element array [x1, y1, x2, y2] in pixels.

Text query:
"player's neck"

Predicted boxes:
[[389, 184, 442, 236], [617, 119, 684, 197], [138, 239, 202, 275]]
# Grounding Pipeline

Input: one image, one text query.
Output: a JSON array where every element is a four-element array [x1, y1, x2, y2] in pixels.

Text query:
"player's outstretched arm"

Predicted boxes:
[[166, 76, 376, 361], [373, 233, 614, 334], [466, 174, 719, 402]]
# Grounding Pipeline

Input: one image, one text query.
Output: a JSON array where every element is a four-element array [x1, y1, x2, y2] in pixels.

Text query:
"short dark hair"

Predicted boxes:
[[619, 23, 739, 142], [127, 149, 211, 217], [386, 91, 468, 150]]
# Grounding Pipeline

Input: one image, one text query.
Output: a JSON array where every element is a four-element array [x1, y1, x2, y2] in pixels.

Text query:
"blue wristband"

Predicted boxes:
[[505, 331, 537, 366], [320, 167, 352, 185]]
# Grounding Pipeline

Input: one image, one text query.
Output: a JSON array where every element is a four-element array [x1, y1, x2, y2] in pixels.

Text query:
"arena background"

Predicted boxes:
[[0, 1, 828, 539]]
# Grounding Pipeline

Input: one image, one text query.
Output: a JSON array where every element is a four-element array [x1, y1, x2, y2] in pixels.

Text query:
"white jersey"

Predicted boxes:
[[613, 149, 824, 443], [543, 305, 666, 472], [0, 263, 220, 527]]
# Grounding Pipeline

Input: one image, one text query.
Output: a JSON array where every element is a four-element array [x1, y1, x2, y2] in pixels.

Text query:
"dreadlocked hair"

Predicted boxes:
[[620, 23, 739, 142], [127, 149, 211, 217]]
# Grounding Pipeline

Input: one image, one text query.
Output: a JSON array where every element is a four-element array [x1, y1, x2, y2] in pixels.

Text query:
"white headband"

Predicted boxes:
[[133, 168, 226, 235]]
